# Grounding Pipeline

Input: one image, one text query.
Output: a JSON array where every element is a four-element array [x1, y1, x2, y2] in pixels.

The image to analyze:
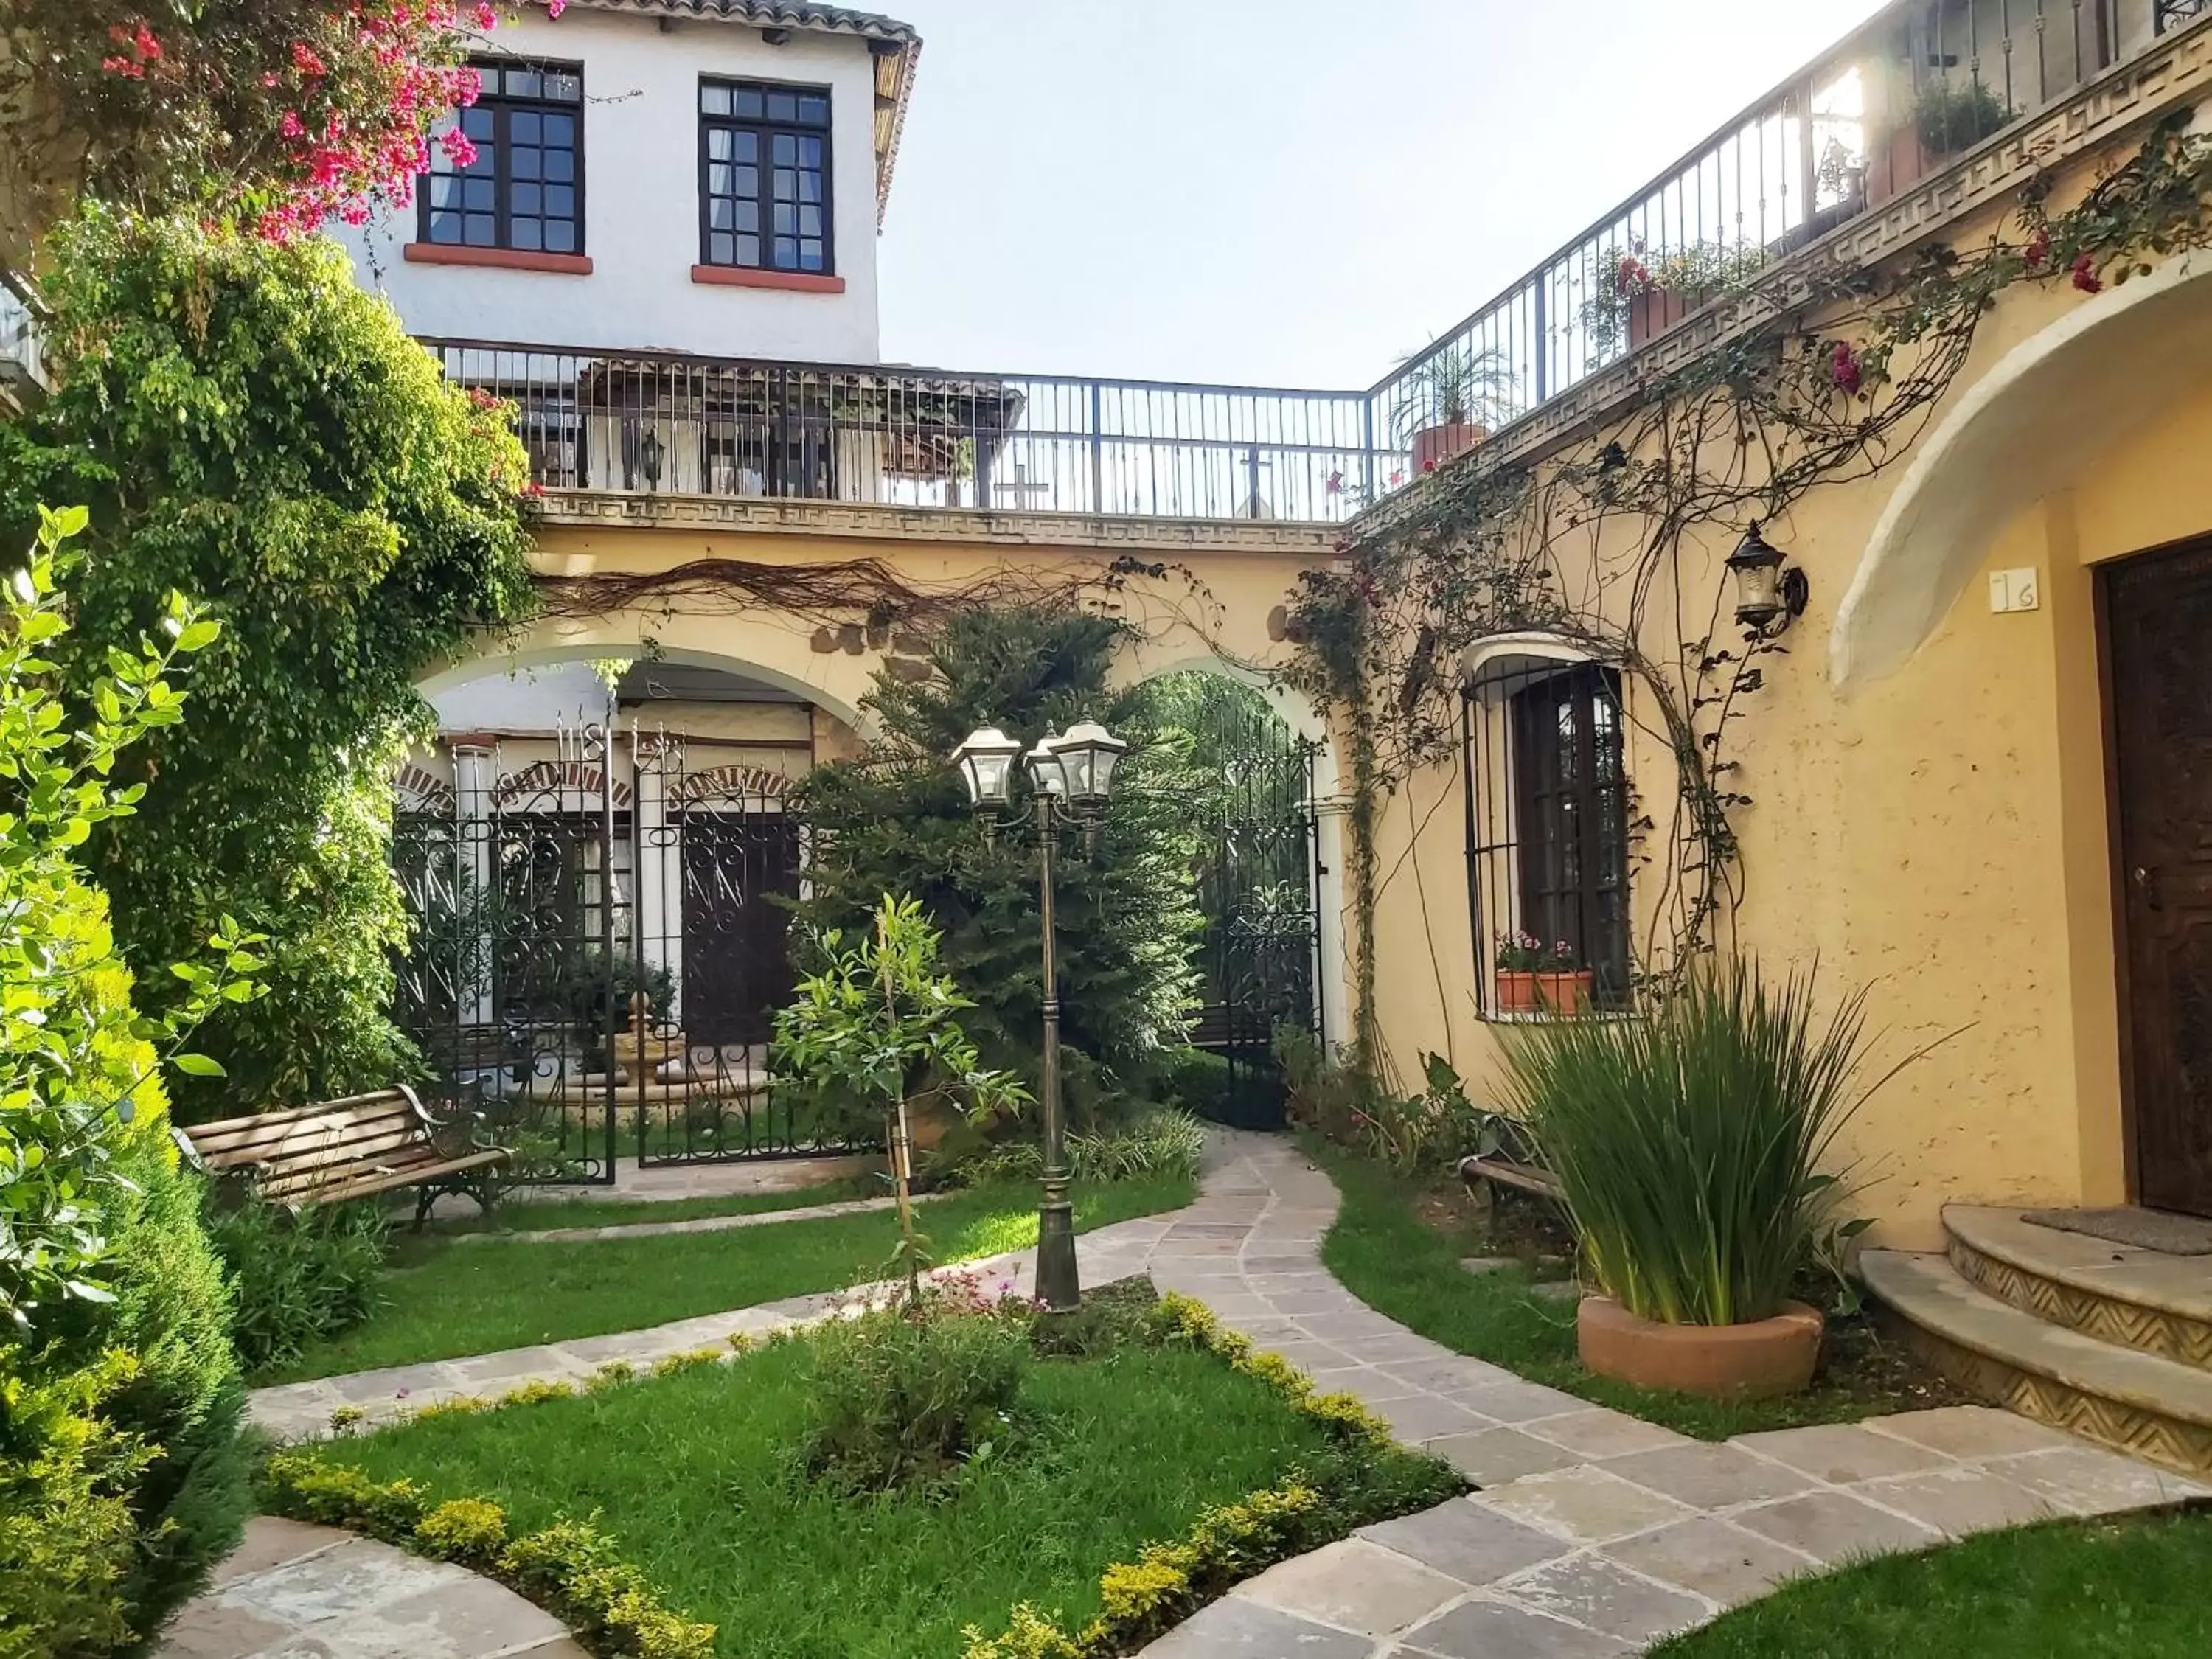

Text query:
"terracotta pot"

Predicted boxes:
[[1410, 421, 1486, 474], [1495, 970, 1593, 1016], [1577, 1295, 1824, 1399], [1627, 288, 1693, 352]]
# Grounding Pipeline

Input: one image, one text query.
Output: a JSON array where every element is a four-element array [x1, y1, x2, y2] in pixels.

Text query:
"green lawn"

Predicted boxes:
[[1307, 1138, 1966, 1439], [1655, 1513, 2212, 1658], [438, 1175, 878, 1235], [265, 1174, 1194, 1383], [307, 1318, 1453, 1659]]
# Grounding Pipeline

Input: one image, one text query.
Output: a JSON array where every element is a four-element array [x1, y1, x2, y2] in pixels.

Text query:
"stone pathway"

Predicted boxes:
[[212, 1132, 2209, 1657], [156, 1517, 582, 1659]]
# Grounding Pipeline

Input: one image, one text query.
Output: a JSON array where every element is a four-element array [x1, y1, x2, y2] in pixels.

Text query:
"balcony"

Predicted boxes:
[[434, 3, 2212, 534], [1368, 0, 2212, 476], [0, 271, 48, 417], [426, 341, 1381, 529]]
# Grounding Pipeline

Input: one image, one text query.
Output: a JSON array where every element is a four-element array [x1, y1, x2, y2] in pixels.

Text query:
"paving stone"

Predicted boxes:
[[1731, 1422, 1954, 1484], [1461, 1256, 1516, 1274], [226, 1538, 480, 1628], [1978, 1444, 2210, 1515], [1240, 1537, 1467, 1635], [1140, 1599, 1374, 1659], [1860, 1404, 2079, 1460], [1528, 1280, 1583, 1302], [1502, 1551, 1714, 1642], [1605, 1517, 1820, 1606], [1260, 1340, 1366, 1374], [1856, 1464, 2063, 1537], [1474, 1465, 1698, 1545], [1399, 1595, 1633, 1658], [312, 1574, 569, 1658], [1377, 1393, 1500, 1444], [1730, 1490, 1943, 1564], [1597, 1443, 1817, 1509], [1426, 1426, 1588, 1485], [1446, 1378, 1590, 1425], [1357, 1496, 1570, 1585], [1520, 1410, 1693, 1460], [209, 1517, 348, 1586], [1382, 1357, 1523, 1394], [153, 1597, 296, 1658]]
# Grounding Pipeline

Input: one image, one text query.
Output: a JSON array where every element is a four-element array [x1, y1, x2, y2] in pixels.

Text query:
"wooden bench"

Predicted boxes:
[[175, 1085, 508, 1229], [1458, 1152, 1566, 1206]]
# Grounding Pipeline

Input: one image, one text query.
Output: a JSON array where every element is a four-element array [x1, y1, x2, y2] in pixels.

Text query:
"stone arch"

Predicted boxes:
[[1832, 248, 2212, 692]]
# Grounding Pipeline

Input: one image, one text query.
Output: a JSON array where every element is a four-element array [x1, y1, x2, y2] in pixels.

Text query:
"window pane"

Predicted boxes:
[[513, 110, 541, 144], [709, 163, 731, 194], [545, 147, 574, 182], [797, 95, 829, 126], [710, 232, 734, 264], [512, 218, 543, 251], [544, 113, 574, 145], [545, 72, 582, 102], [799, 173, 821, 204], [773, 235, 798, 267], [512, 147, 541, 180], [463, 107, 495, 139], [799, 241, 824, 271], [774, 168, 796, 200], [734, 201, 758, 232], [735, 164, 758, 198], [464, 212, 495, 245], [702, 83, 731, 114], [801, 136, 823, 167], [735, 233, 760, 265], [546, 184, 574, 216], [735, 87, 765, 119], [773, 134, 796, 165], [545, 219, 576, 252], [709, 200, 734, 230], [798, 205, 821, 236], [773, 203, 794, 234], [709, 128, 732, 160], [507, 69, 541, 97], [765, 90, 797, 122], [429, 175, 460, 207], [430, 209, 463, 243], [463, 177, 495, 210], [733, 131, 758, 161], [514, 181, 541, 214]]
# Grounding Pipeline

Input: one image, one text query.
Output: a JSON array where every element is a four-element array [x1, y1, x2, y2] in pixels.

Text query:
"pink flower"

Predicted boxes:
[[1829, 339, 1862, 395], [2024, 227, 2052, 271], [133, 24, 162, 61], [547, 0, 568, 15], [2071, 253, 2103, 295], [292, 41, 328, 78], [1388, 468, 1404, 487], [475, 1, 498, 27], [1422, 458, 1437, 473], [102, 55, 145, 78], [279, 109, 306, 139]]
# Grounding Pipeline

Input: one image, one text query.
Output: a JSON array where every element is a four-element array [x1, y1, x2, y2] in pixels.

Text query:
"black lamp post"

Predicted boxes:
[[952, 718, 1127, 1311]]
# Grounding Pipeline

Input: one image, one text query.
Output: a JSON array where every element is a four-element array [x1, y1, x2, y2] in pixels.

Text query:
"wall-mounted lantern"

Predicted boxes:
[[1728, 521, 1810, 636], [638, 427, 665, 491]]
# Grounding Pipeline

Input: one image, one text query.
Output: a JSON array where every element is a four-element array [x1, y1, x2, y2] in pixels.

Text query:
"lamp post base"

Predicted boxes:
[[1034, 1197, 1081, 1312]]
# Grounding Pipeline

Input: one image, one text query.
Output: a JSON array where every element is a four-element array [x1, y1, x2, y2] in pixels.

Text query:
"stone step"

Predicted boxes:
[[1860, 1248, 2212, 1478], [1943, 1206, 2212, 1372]]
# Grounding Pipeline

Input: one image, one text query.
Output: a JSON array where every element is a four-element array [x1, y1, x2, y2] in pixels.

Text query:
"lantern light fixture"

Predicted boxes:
[[950, 725, 1023, 811], [1046, 720, 1128, 810], [1728, 520, 1809, 636]]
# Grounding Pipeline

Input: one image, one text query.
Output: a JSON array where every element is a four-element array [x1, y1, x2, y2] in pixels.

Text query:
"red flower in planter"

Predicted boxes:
[[1830, 340, 1862, 395], [2071, 253, 2103, 295], [1422, 458, 1437, 473], [2024, 227, 2052, 271], [1615, 254, 1652, 296]]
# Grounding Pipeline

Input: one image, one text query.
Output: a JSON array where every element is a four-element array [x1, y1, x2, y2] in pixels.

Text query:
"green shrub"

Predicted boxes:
[[205, 1199, 390, 1376], [962, 1108, 1208, 1187], [1276, 1029, 1489, 1175], [802, 1296, 1031, 1496], [1158, 1046, 1231, 1117], [1497, 957, 1899, 1326], [0, 1350, 147, 1659]]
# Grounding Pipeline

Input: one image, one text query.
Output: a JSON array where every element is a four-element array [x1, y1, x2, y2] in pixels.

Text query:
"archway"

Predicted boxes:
[[1832, 249, 2212, 691]]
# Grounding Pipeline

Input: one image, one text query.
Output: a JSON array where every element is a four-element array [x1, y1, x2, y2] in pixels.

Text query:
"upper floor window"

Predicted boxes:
[[698, 80, 832, 274], [1464, 658, 1633, 1015], [424, 59, 584, 254]]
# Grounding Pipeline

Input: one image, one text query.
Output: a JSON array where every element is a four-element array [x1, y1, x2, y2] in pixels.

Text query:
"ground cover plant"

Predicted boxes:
[[1652, 1512, 2212, 1658], [273, 1283, 1460, 1659], [262, 1173, 1195, 1382], [1307, 1140, 1969, 1439]]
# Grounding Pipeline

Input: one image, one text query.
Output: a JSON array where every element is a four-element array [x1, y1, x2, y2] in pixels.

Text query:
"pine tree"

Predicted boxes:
[[792, 605, 1205, 1124]]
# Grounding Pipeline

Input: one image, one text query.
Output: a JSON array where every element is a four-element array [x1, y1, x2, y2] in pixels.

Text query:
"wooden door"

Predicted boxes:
[[2107, 540, 2212, 1218]]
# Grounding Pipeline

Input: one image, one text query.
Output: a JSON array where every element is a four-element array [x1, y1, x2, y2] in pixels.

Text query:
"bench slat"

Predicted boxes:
[[1459, 1154, 1565, 1201], [192, 1120, 430, 1175], [188, 1090, 418, 1143], [304, 1151, 507, 1207], [176, 1082, 500, 1217]]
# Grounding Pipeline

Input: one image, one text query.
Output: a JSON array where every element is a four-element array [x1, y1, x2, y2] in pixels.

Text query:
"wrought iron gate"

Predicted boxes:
[[1186, 693, 1324, 1130], [392, 721, 862, 1183]]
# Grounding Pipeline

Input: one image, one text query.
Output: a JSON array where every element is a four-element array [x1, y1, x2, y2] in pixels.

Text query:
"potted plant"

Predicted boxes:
[[1915, 77, 2011, 158], [1392, 339, 1507, 474], [1497, 957, 1909, 1399], [1495, 933, 1593, 1016], [1583, 242, 1769, 358]]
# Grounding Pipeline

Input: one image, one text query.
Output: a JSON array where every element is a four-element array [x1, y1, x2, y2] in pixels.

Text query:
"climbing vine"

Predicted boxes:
[[1284, 115, 2212, 1033]]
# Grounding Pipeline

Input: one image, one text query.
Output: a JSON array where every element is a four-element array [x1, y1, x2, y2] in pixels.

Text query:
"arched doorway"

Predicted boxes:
[[394, 655, 860, 1181]]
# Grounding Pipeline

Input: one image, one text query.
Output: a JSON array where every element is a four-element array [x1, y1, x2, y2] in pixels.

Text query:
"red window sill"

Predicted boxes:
[[690, 265, 845, 294], [403, 243, 593, 275]]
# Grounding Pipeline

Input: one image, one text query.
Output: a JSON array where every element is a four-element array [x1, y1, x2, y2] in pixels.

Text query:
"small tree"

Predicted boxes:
[[773, 895, 1029, 1303]]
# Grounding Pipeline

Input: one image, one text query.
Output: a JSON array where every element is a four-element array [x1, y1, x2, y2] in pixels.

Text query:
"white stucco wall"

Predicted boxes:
[[337, 8, 884, 363]]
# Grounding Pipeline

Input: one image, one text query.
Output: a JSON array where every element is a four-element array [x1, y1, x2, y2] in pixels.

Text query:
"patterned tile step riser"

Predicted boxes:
[[1882, 1307, 2212, 1481], [1946, 1238, 2212, 1372]]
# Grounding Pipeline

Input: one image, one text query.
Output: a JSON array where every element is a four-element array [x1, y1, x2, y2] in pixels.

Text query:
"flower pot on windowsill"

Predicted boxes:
[[1496, 970, 1594, 1017], [1577, 1295, 1824, 1399], [1409, 421, 1486, 474]]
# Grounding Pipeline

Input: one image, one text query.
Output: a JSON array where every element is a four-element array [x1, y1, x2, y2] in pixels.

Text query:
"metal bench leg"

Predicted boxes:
[[413, 1186, 436, 1233]]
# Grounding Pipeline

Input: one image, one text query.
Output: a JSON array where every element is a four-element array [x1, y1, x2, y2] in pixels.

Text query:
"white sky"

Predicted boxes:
[[875, 0, 1893, 389]]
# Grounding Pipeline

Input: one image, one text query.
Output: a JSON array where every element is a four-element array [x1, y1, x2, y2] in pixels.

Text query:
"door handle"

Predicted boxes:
[[2135, 866, 2163, 911]]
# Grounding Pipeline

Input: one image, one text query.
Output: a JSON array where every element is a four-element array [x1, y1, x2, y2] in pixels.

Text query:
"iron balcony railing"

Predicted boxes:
[[1368, 0, 2183, 476], [426, 340, 1382, 526]]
